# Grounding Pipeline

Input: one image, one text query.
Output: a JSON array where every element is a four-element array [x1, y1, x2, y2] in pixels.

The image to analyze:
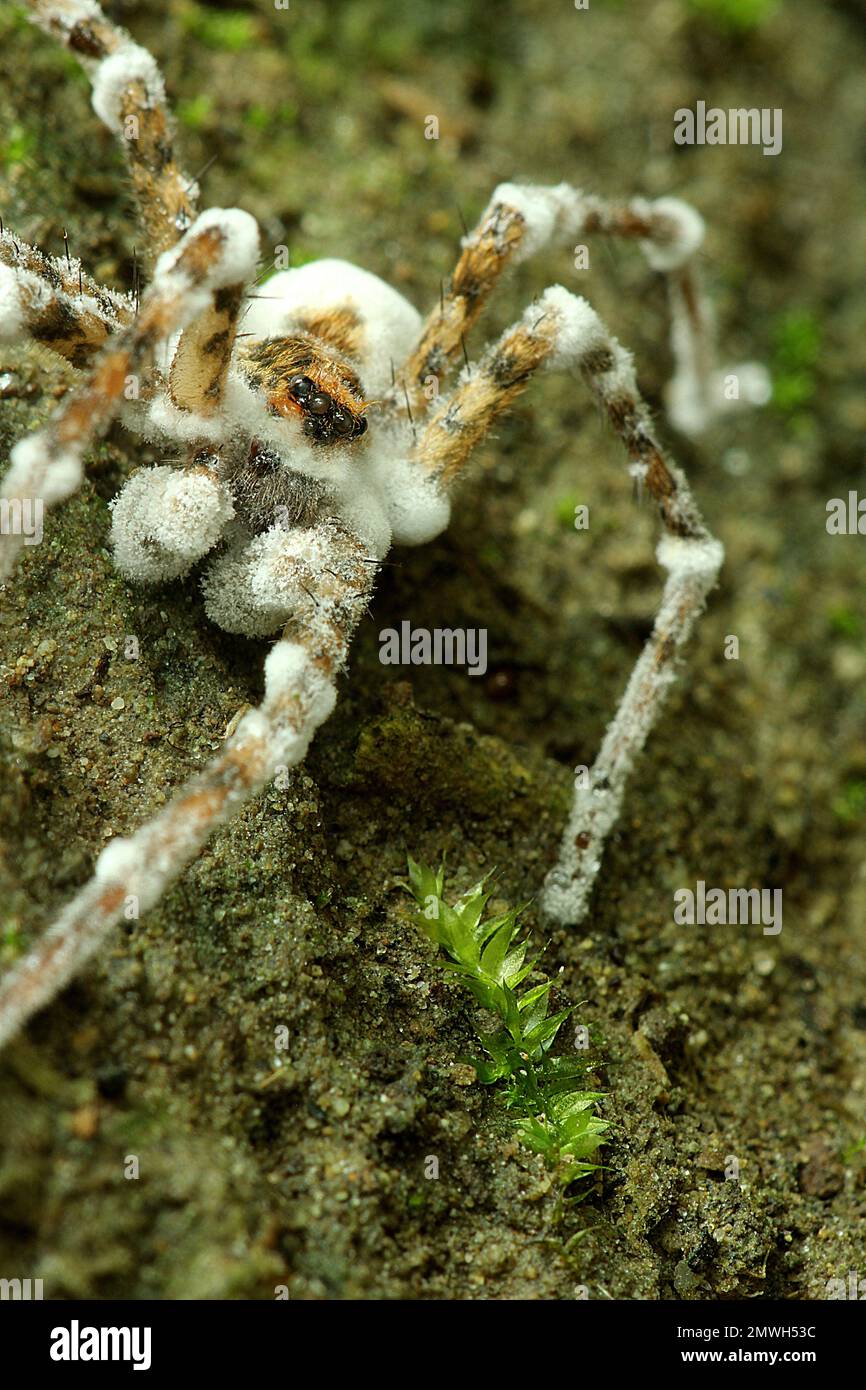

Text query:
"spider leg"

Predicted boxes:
[[109, 463, 236, 584], [394, 182, 766, 435], [0, 522, 374, 1049], [27, 0, 197, 257], [0, 225, 134, 368], [168, 283, 246, 417], [0, 208, 259, 582], [201, 520, 346, 639], [110, 251, 254, 578], [110, 272, 258, 583], [408, 285, 723, 925]]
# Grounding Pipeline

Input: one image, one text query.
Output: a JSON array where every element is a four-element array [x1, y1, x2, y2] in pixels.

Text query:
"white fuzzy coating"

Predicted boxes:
[[154, 208, 260, 292], [543, 526, 723, 926], [193, 207, 260, 287], [91, 44, 165, 136], [656, 532, 724, 581], [145, 395, 231, 446], [242, 260, 420, 397], [220, 372, 356, 486], [265, 640, 337, 734], [714, 361, 773, 408], [94, 835, 139, 884], [0, 264, 25, 339], [55, 0, 104, 18], [370, 445, 451, 547], [532, 285, 607, 369], [668, 362, 773, 439], [666, 371, 709, 438], [263, 640, 309, 699], [202, 519, 373, 646], [201, 526, 314, 637], [219, 370, 376, 491], [232, 708, 270, 745], [42, 452, 83, 505], [5, 435, 82, 506], [333, 485, 392, 559], [153, 470, 234, 555], [640, 197, 705, 272], [0, 256, 129, 343], [110, 466, 233, 582], [490, 183, 585, 263]]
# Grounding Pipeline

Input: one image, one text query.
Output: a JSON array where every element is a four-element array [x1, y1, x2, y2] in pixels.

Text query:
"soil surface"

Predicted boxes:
[[1, 0, 864, 1299]]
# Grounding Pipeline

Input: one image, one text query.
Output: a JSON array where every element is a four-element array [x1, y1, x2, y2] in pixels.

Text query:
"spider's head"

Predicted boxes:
[[238, 334, 370, 449], [276, 369, 368, 444]]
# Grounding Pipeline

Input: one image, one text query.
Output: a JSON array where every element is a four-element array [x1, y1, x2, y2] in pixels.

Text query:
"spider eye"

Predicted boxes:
[[288, 375, 315, 400], [302, 418, 318, 436], [355, 416, 367, 437], [308, 392, 332, 415], [332, 407, 354, 436]]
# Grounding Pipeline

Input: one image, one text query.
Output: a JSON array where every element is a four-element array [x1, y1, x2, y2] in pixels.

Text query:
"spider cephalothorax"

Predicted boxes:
[[238, 335, 370, 445], [0, 0, 767, 1049]]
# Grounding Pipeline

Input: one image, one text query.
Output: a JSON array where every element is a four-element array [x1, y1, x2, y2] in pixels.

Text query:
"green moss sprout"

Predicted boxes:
[[404, 857, 608, 1192]]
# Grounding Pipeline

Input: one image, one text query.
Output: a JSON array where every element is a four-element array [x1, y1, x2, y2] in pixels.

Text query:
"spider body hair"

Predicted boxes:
[[221, 442, 327, 537]]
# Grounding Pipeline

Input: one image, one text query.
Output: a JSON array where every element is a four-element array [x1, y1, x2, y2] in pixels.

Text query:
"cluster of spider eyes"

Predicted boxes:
[[287, 374, 367, 440]]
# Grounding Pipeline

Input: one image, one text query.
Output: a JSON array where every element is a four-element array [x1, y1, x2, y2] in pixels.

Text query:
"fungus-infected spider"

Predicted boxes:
[[0, 0, 765, 1048]]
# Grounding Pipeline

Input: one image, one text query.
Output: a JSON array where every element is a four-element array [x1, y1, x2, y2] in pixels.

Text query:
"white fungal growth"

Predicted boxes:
[[201, 526, 316, 637], [727, 361, 773, 408], [0, 253, 130, 343], [243, 259, 421, 397], [490, 182, 585, 262], [656, 531, 725, 581], [0, 264, 27, 339], [217, 372, 360, 488], [333, 484, 392, 558], [145, 396, 232, 446], [154, 208, 260, 292], [263, 639, 309, 700], [153, 470, 234, 556], [0, 265, 28, 341], [263, 639, 339, 740], [94, 835, 140, 885], [193, 207, 260, 287], [110, 466, 233, 582], [91, 44, 165, 136], [543, 528, 724, 927], [640, 197, 706, 272], [371, 442, 451, 547], [4, 435, 82, 507], [532, 285, 608, 368], [0, 16, 763, 1065]]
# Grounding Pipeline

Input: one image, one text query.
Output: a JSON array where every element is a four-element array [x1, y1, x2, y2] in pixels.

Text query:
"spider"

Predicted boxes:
[[0, 0, 765, 1050]]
